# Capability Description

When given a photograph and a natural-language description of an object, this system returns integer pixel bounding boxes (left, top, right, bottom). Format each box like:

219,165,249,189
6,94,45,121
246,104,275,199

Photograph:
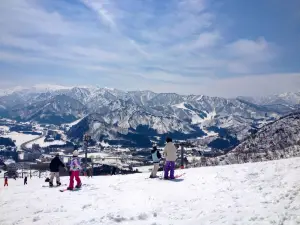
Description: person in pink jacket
67,150,82,190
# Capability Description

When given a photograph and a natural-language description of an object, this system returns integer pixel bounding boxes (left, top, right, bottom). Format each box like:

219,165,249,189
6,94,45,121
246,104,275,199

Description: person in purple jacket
67,150,82,190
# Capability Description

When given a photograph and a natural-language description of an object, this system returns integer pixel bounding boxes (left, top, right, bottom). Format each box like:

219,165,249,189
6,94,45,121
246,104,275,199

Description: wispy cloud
0,0,299,96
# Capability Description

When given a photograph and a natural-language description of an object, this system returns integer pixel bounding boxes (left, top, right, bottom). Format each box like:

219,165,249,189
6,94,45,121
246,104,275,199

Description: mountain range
0,86,299,148
210,111,300,166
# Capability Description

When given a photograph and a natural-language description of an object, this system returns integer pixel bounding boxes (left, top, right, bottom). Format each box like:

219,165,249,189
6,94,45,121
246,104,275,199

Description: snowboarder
49,153,65,187
4,176,8,187
24,176,27,185
149,144,161,178
67,150,82,190
163,137,177,180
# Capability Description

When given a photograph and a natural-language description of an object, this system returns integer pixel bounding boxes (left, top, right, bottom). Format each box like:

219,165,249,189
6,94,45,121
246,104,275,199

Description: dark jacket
50,156,65,172
151,146,161,163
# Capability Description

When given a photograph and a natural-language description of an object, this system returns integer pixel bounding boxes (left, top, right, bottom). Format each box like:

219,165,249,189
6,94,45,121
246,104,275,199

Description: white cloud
0,0,294,97
138,73,300,97
225,38,276,73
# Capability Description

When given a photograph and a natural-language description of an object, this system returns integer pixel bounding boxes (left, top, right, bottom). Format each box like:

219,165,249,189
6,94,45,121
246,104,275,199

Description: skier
49,153,65,187
67,150,82,190
111,166,116,175
4,176,8,187
163,137,177,180
24,176,27,185
149,144,161,178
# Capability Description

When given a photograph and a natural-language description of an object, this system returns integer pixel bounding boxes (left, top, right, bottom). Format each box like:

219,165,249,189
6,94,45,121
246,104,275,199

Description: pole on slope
83,134,91,176
180,145,184,169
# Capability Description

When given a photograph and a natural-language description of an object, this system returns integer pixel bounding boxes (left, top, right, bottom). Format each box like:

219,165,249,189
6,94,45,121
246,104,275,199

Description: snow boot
67,187,73,191
75,183,82,189
56,181,61,186
49,182,53,187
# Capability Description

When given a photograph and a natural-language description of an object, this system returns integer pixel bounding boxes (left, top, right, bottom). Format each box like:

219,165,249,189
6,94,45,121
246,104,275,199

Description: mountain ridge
1,86,298,148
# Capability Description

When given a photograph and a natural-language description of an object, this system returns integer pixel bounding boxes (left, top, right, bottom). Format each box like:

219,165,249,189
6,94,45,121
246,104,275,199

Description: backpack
156,150,162,159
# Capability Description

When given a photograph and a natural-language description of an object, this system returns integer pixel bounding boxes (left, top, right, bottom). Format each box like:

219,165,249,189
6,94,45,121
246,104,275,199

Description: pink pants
68,171,81,189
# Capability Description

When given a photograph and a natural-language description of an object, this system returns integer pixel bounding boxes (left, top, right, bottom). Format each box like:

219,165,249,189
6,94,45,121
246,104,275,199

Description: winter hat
73,150,79,157
166,137,172,143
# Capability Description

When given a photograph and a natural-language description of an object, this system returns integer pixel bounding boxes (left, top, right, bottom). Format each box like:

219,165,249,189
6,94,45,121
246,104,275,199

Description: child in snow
24,176,27,185
149,144,161,178
4,176,8,187
67,150,82,190
163,137,177,180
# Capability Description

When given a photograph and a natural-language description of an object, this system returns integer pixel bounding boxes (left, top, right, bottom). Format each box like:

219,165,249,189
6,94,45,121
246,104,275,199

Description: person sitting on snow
149,144,161,178
163,137,177,180
67,150,82,190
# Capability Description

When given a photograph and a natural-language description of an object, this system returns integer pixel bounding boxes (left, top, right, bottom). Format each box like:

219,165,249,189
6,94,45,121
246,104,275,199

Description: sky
0,0,299,97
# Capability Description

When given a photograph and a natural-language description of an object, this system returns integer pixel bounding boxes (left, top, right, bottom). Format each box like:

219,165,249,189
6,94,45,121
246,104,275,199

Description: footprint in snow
82,204,92,210
137,213,148,220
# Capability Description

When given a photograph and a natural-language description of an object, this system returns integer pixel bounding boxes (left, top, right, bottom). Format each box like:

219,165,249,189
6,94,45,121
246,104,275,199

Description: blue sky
0,0,299,97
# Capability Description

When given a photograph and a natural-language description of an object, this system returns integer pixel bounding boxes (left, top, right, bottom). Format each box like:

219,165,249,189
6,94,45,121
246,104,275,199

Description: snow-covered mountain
0,86,298,147
237,91,300,114
233,111,300,156
210,112,300,166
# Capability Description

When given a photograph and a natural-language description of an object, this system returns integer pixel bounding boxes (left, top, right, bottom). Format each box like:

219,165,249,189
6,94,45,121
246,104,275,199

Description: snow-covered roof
4,159,16,165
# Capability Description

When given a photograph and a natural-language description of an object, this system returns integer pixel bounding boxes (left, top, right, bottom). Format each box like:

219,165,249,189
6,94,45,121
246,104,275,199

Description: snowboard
159,172,186,180
59,188,81,192
42,184,67,188
147,172,186,180
59,184,87,192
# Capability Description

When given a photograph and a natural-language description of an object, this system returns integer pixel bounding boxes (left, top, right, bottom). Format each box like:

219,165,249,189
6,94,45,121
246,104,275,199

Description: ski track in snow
0,158,300,225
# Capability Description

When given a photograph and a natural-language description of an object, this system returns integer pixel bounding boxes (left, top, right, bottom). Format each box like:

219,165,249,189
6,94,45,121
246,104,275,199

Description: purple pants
164,161,175,179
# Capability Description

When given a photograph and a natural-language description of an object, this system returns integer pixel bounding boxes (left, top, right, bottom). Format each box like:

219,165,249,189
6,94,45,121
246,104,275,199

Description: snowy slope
2,132,39,148
1,158,300,225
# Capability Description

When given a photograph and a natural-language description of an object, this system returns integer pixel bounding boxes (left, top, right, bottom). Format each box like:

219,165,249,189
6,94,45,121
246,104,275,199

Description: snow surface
0,126,10,132
78,152,109,158
26,138,66,148
1,158,300,225
1,132,39,148
67,117,85,127
100,140,110,147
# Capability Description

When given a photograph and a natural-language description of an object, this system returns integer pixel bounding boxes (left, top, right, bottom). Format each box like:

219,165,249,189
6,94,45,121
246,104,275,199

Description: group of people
49,150,82,190
3,175,28,187
150,137,178,180
48,136,178,187
3,136,178,188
